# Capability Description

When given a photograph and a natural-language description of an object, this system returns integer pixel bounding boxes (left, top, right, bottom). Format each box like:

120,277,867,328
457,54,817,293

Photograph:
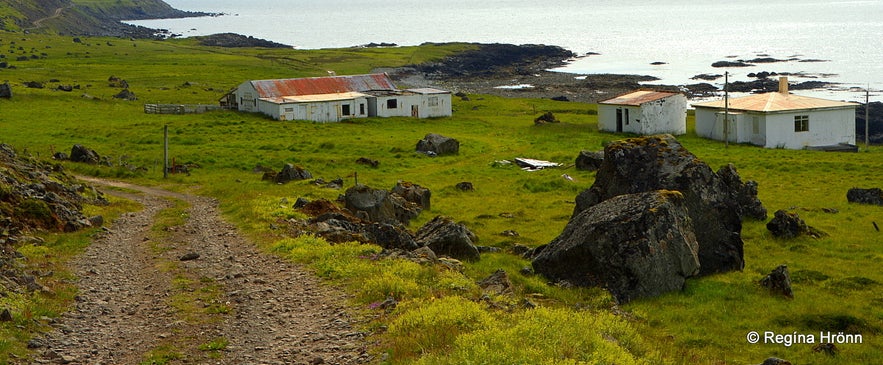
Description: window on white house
752,116,760,134
429,96,439,107
794,115,809,132
360,103,365,115
284,107,294,112
387,99,398,109
342,104,351,116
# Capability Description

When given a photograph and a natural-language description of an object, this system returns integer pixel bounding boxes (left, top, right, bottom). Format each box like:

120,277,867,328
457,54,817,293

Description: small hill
0,0,208,38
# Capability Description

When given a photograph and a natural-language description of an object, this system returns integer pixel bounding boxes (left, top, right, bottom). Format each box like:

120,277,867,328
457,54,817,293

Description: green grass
1,33,881,364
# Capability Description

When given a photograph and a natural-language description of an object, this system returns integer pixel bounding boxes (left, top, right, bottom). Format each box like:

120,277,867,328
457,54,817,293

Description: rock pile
533,134,766,302
289,182,486,262
262,163,313,184
0,144,107,295
574,150,603,171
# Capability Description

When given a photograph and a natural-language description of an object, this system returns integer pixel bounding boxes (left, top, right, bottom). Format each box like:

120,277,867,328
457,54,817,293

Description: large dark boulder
847,187,883,206
391,181,431,210
575,150,604,172
416,133,459,156
69,144,100,164
415,216,480,261
533,191,700,303
274,163,312,184
343,184,421,225
363,223,419,251
572,134,764,275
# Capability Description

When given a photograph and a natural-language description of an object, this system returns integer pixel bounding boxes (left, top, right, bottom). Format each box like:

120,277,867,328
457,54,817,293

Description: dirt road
29,178,371,364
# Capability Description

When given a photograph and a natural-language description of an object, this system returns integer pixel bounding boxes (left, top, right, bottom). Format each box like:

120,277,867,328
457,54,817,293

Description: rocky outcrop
766,210,826,239
0,144,107,244
847,187,883,206
194,33,291,48
413,43,575,79
391,181,431,211
573,134,765,275
415,216,480,262
533,112,559,125
69,144,100,164
760,265,794,299
416,133,459,156
274,164,313,184
343,184,421,226
575,150,604,172
533,191,700,303
0,82,11,99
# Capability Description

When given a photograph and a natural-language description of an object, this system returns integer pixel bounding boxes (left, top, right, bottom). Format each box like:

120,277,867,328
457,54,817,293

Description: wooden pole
163,125,169,179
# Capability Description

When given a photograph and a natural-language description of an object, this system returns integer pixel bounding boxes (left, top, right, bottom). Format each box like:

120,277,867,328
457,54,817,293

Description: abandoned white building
220,73,452,122
692,77,857,149
598,90,687,135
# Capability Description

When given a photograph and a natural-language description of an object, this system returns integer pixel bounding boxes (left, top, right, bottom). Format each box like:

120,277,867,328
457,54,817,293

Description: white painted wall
258,97,369,122
235,81,259,112
637,94,687,135
598,95,686,135
695,107,855,149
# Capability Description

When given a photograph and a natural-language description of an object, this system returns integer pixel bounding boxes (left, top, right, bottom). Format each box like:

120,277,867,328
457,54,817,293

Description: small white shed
692,78,857,149
598,90,687,135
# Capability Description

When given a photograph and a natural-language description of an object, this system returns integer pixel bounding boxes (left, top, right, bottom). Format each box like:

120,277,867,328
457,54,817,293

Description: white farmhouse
598,90,687,135
692,77,857,149
221,73,452,122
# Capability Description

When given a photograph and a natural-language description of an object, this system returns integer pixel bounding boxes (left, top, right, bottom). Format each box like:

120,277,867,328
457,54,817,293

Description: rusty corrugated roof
600,90,679,106
250,73,397,98
692,92,857,112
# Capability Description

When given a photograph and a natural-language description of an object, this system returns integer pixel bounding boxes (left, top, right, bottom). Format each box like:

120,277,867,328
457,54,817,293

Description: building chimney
778,77,789,94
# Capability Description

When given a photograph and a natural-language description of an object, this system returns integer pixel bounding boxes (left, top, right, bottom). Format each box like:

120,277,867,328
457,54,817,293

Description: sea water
127,0,883,102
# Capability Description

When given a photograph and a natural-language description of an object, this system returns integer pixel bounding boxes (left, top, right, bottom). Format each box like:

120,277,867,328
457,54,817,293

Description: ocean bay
129,0,883,102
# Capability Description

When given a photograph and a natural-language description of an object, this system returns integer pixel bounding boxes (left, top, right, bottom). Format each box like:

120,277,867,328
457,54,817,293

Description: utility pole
724,71,729,148
163,125,169,179
866,85,870,151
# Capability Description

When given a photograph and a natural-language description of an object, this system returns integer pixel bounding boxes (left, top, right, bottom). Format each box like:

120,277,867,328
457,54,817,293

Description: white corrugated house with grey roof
692,77,857,149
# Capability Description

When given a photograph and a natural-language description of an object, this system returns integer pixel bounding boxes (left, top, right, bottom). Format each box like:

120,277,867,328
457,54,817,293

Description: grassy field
1,33,881,364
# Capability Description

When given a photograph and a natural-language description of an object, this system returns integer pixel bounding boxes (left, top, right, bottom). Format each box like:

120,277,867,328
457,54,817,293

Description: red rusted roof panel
251,73,397,98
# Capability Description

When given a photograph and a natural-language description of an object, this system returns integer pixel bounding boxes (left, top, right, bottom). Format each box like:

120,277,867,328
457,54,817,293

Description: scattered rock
812,343,838,356
758,358,792,365
574,150,604,171
477,269,513,295
391,181,431,210
455,182,474,191
760,265,794,298
363,223,419,251
712,60,753,68
343,184,421,225
355,157,379,168
293,197,310,209
766,210,826,239
533,190,700,303
847,187,883,206
691,73,722,81
0,82,11,98
24,81,44,89
274,164,313,184
550,96,569,102
179,252,200,261
57,85,74,92
573,134,765,276
113,89,136,100
533,111,560,125
108,76,129,88
52,152,68,160
69,144,101,164
416,133,459,156
0,308,12,322
415,216,480,262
